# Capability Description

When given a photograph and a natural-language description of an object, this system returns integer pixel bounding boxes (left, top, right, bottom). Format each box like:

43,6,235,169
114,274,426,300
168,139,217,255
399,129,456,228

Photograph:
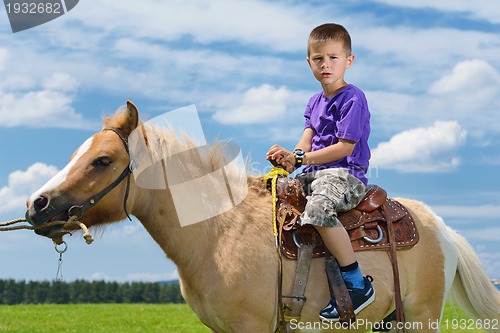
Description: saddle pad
280,198,419,260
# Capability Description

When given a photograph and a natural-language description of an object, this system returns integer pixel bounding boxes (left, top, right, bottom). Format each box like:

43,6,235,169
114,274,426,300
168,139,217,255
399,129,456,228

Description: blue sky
0,0,499,282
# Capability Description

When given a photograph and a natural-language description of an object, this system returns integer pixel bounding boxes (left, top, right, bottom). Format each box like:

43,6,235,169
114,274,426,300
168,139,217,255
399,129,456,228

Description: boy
266,23,374,321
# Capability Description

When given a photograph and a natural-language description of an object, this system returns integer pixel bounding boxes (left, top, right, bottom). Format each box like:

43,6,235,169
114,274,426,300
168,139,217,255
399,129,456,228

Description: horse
25,101,499,333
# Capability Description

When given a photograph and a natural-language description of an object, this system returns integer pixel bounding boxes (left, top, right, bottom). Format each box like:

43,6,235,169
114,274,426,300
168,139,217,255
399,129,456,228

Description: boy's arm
295,128,314,152
267,130,355,170
267,128,314,171
303,138,355,166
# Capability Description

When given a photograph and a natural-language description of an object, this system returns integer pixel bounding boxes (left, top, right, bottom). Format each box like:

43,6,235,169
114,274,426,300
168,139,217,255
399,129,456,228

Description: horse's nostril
33,196,49,212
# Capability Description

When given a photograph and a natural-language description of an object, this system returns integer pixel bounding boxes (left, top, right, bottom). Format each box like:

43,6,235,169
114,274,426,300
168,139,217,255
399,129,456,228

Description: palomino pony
26,102,499,333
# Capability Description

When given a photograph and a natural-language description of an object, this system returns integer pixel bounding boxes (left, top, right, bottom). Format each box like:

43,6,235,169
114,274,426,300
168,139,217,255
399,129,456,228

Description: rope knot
263,167,289,246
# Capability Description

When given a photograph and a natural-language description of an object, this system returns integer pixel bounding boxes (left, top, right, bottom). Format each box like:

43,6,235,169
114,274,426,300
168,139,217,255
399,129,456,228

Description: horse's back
297,198,454,332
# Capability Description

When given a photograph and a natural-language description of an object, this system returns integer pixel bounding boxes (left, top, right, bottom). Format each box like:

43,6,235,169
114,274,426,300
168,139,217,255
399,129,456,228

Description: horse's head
25,101,140,240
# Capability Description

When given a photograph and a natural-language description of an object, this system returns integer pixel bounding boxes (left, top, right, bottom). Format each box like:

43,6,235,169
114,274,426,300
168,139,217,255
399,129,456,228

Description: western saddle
267,175,419,332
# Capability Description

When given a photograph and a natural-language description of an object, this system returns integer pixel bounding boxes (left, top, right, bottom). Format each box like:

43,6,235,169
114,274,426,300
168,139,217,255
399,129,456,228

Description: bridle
66,127,132,222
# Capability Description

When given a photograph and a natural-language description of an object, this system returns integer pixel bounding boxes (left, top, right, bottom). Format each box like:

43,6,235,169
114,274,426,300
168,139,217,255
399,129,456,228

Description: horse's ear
122,101,139,136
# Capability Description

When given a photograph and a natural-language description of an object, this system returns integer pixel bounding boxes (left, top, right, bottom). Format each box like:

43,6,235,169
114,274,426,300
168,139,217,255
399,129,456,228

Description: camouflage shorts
297,168,367,228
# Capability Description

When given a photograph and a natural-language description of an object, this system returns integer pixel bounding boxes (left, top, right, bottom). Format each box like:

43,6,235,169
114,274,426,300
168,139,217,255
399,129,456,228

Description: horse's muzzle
25,195,70,238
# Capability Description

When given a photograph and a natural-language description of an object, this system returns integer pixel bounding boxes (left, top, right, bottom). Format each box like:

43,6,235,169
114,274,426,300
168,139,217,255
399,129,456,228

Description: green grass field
0,304,211,333
0,303,491,332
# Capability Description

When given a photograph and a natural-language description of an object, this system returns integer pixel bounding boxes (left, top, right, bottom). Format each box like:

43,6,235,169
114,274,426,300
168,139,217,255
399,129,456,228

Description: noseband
67,127,132,221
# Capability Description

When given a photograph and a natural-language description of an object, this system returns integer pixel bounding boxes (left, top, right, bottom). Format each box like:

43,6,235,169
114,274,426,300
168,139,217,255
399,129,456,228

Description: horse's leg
392,249,445,332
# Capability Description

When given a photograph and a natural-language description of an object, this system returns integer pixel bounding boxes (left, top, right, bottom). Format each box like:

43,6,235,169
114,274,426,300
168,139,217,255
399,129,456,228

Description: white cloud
433,204,500,219
371,121,467,173
125,270,179,282
43,72,79,92
0,71,97,129
426,59,500,136
0,1,317,107
353,27,500,70
0,48,8,71
0,163,59,214
212,84,291,125
2,75,35,91
461,227,500,242
109,38,301,103
475,248,500,279
367,59,500,142
1,1,499,137
73,0,314,53
87,270,179,282
0,89,80,128
429,59,500,95
371,0,500,24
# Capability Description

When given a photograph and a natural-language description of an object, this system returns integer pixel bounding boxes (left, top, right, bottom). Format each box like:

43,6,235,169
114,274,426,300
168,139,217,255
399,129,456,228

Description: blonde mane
104,110,251,227
103,107,234,178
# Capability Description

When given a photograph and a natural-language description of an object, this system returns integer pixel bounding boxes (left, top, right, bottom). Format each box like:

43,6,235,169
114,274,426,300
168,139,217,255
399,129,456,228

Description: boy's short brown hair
308,23,352,56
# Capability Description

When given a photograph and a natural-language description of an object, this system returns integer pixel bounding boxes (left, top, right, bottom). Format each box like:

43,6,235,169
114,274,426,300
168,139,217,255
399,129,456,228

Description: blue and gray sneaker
319,276,375,321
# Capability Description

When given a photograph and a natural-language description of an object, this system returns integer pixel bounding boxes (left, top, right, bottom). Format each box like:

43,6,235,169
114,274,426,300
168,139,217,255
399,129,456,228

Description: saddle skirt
272,177,419,260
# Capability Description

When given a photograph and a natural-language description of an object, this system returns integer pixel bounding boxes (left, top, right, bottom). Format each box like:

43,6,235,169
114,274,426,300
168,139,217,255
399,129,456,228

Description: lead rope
0,216,94,245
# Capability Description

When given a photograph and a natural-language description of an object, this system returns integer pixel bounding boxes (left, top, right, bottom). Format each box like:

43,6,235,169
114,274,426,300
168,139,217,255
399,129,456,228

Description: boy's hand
266,145,295,173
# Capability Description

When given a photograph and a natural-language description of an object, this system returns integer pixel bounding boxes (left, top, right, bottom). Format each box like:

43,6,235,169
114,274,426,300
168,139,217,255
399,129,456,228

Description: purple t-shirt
302,84,371,185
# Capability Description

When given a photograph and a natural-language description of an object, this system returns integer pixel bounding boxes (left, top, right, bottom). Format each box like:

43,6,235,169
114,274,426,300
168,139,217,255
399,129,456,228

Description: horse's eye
93,157,112,168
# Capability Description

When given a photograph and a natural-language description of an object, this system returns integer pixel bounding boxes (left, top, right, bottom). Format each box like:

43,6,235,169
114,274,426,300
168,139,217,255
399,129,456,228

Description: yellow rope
284,314,301,322
263,166,289,183
264,167,292,332
263,167,289,244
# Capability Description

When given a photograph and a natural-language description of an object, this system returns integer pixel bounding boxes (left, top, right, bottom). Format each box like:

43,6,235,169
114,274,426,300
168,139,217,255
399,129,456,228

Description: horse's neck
130,187,213,266
129,180,274,285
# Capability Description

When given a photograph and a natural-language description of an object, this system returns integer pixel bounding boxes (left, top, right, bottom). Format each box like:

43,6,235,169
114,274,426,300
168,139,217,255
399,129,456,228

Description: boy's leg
315,225,365,289
316,225,375,321
315,225,356,267
299,169,375,320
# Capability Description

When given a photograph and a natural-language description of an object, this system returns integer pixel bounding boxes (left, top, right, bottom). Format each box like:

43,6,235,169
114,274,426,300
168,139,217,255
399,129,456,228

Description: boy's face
306,40,354,94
